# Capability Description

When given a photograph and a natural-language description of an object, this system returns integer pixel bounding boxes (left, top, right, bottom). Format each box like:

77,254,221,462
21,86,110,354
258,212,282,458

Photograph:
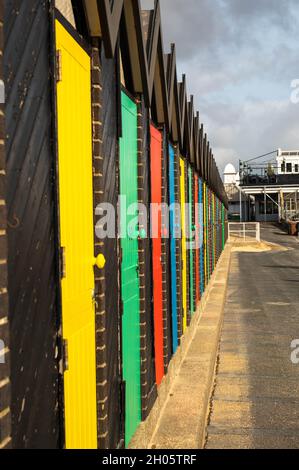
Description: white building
224,163,239,185
239,149,299,222
276,149,299,175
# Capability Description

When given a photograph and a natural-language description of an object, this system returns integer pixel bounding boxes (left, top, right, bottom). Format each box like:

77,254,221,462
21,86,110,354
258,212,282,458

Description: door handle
93,254,106,269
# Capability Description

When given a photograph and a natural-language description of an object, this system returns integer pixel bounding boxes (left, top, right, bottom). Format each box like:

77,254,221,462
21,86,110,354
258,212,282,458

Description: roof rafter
82,0,227,205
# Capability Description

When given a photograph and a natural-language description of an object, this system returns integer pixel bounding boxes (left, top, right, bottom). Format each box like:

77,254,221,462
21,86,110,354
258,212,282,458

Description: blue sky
141,0,299,173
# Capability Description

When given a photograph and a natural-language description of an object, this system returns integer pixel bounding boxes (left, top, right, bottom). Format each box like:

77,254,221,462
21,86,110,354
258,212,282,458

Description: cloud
202,99,299,173
223,0,298,28
141,1,299,175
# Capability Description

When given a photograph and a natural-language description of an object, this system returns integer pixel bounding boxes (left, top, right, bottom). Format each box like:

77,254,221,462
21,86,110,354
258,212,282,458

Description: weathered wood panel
161,129,172,368
0,0,11,450
137,96,157,420
4,0,60,448
97,46,122,449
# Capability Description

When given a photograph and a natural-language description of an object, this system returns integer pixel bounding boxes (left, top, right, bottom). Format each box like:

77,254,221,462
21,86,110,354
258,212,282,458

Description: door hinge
119,380,126,445
60,246,66,279
56,50,62,82
62,339,69,372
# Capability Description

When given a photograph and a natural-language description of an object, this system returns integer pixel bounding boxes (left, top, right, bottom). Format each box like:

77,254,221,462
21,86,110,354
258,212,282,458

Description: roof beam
81,0,227,204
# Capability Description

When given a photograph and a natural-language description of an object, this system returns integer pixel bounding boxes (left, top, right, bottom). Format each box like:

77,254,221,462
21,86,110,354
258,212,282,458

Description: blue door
169,144,178,352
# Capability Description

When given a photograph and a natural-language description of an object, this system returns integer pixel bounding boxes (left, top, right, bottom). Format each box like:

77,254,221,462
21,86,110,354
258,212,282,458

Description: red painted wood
150,124,164,386
194,174,200,304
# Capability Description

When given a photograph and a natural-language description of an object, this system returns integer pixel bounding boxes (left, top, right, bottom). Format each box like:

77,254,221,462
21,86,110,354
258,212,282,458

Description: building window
259,201,278,215
281,163,286,173
295,164,299,173
286,163,292,173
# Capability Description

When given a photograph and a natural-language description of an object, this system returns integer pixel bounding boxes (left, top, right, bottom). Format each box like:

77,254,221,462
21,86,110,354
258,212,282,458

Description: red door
194,174,200,304
150,124,164,386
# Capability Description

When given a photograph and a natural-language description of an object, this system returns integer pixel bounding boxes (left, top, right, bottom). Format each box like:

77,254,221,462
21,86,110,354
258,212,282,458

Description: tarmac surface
205,224,299,449
143,243,232,449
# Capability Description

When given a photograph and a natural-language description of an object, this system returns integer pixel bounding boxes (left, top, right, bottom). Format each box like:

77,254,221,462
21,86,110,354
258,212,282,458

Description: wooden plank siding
4,0,60,448
0,0,11,450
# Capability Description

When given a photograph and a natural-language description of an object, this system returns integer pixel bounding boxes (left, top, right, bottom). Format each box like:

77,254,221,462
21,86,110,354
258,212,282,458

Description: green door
119,91,141,447
188,166,195,315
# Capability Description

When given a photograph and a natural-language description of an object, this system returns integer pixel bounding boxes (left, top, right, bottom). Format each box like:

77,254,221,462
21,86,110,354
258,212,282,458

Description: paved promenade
205,224,299,449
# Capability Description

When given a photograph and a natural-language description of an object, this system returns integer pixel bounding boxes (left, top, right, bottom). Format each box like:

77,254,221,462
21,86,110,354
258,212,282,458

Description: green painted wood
119,91,141,447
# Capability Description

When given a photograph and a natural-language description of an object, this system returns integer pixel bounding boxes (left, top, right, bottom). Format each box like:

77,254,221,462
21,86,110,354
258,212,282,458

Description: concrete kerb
129,242,233,449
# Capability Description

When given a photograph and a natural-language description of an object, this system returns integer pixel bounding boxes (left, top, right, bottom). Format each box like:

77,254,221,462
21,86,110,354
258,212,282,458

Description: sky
141,0,299,175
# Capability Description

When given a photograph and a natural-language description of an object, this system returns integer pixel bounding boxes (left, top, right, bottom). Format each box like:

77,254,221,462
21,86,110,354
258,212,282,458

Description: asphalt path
206,224,299,449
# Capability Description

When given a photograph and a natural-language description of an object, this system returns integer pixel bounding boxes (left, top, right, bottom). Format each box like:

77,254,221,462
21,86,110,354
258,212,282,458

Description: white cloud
142,1,299,176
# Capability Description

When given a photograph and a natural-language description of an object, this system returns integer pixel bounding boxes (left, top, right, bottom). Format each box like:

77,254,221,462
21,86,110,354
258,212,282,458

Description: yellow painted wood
180,158,187,332
56,20,97,449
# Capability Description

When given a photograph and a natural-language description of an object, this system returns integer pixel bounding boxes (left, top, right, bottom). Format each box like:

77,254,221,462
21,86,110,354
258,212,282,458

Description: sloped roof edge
81,0,227,206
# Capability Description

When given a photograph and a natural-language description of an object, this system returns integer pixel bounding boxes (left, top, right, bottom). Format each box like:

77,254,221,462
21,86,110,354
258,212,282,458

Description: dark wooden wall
0,0,11,450
93,41,122,449
161,130,172,368
175,149,183,341
137,96,157,420
4,0,60,448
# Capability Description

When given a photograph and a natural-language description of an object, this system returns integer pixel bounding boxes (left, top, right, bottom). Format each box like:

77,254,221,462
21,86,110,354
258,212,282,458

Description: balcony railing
240,173,299,187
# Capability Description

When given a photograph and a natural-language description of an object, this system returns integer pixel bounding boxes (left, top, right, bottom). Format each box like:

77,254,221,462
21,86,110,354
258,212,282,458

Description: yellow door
56,20,97,449
180,158,187,332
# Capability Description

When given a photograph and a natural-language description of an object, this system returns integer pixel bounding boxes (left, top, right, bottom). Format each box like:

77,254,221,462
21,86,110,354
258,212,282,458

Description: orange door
150,125,164,386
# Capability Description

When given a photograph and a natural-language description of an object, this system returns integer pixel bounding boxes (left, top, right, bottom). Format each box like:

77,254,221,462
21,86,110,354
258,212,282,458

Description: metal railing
228,222,261,243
